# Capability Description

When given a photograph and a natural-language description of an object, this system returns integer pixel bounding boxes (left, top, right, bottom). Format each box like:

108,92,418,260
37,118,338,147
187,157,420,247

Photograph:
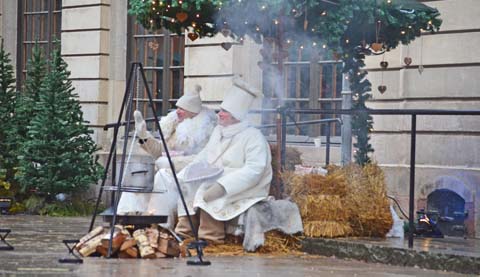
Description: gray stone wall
1,0,17,70
184,34,263,118
365,0,480,237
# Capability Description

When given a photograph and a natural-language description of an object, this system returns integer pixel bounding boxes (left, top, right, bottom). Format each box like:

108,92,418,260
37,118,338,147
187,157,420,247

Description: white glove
155,156,170,170
203,183,226,202
134,110,149,139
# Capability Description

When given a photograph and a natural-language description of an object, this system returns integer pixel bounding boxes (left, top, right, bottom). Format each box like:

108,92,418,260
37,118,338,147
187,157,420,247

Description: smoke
210,1,339,137
213,1,331,109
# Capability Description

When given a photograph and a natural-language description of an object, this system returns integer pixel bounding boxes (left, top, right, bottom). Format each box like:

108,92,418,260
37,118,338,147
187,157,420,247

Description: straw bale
341,163,393,237
285,171,348,201
299,195,349,222
283,168,352,237
284,163,392,238
270,145,302,198
257,231,302,254
203,232,302,256
304,221,353,238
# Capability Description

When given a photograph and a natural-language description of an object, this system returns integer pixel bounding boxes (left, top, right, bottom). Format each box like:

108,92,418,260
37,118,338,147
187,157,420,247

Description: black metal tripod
88,62,210,265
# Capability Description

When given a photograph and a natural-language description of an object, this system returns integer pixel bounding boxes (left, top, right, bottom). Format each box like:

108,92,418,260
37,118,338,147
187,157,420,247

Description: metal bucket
116,154,155,192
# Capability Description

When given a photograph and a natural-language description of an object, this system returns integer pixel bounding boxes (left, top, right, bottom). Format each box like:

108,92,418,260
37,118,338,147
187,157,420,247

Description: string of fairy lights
139,0,438,55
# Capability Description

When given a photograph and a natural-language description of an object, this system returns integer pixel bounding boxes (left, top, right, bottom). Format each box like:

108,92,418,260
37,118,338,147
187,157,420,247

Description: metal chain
120,65,140,188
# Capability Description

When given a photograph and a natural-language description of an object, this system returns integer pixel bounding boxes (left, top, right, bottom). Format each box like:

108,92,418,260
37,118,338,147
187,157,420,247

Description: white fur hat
176,85,202,114
220,77,262,120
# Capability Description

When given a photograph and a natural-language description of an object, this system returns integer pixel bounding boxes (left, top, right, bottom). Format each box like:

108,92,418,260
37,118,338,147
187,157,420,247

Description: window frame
16,0,62,90
262,50,343,142
126,13,185,117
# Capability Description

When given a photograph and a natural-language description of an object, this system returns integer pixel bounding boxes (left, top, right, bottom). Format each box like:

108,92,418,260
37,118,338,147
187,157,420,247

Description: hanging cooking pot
116,153,155,192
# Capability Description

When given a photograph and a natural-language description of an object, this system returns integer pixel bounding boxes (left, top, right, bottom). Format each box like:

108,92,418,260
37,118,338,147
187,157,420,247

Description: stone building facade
1,0,478,237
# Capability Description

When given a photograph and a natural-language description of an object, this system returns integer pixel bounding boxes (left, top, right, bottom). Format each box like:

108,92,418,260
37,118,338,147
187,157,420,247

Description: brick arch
419,175,472,203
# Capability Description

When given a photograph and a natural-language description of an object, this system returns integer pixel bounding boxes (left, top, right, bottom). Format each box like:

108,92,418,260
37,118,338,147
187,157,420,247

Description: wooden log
120,238,137,252
75,226,104,250
179,242,187,258
146,227,159,249
101,231,127,251
157,235,180,257
125,246,139,258
133,229,156,258
118,251,132,259
78,234,104,257
95,245,108,257
155,251,167,258
119,238,139,258
118,245,139,258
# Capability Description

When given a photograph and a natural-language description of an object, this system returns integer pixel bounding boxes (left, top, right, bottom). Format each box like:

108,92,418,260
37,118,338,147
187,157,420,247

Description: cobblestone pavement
0,215,474,276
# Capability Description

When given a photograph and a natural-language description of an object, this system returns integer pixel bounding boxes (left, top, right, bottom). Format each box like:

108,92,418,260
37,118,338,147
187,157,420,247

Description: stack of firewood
75,225,184,258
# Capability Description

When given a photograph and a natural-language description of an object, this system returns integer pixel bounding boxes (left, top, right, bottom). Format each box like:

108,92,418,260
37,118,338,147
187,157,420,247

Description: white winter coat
178,121,273,221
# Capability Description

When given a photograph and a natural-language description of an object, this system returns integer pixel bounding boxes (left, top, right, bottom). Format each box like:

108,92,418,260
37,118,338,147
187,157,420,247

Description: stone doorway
427,189,466,237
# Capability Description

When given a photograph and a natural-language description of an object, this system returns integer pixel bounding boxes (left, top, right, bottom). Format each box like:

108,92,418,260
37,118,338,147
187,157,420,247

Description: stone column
61,0,111,144
1,0,18,69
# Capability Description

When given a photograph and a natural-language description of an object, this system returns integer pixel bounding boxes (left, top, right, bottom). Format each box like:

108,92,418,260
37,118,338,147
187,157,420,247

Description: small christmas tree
17,45,102,198
0,38,17,188
15,43,47,143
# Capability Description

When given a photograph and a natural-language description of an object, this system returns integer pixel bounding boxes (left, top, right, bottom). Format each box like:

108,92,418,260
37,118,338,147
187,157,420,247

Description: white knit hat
220,77,262,120
176,85,202,114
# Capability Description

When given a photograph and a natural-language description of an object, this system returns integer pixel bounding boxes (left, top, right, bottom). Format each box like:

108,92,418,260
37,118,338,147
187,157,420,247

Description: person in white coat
175,78,272,244
116,85,217,228
135,85,216,171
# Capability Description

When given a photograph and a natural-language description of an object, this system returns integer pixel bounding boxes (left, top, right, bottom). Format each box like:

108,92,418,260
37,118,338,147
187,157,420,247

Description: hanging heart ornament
404,57,413,66
221,28,231,37
188,33,199,41
371,42,383,52
176,12,188,23
378,85,387,94
221,42,232,51
418,65,424,74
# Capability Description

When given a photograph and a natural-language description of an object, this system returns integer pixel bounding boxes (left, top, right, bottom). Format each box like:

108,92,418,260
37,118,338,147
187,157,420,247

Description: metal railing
259,117,342,167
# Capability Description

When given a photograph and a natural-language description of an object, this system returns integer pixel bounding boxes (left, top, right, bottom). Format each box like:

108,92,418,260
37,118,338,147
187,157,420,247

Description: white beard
175,108,216,154
159,110,179,141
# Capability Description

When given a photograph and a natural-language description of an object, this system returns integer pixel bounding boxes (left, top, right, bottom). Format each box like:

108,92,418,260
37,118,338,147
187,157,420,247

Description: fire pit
100,207,167,226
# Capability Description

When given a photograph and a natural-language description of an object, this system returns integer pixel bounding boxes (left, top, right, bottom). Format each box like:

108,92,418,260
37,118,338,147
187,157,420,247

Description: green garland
128,0,222,36
129,0,441,165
